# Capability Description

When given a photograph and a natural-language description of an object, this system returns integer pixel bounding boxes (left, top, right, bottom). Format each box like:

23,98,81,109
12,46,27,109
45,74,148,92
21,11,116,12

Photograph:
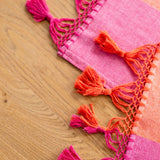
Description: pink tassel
26,0,66,46
70,115,87,128
26,0,53,22
84,126,105,134
26,0,77,47
58,146,81,160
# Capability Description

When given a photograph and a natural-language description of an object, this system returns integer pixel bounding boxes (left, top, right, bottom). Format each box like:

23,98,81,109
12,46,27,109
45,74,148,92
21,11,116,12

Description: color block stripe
143,0,160,10
133,53,160,143
126,134,160,160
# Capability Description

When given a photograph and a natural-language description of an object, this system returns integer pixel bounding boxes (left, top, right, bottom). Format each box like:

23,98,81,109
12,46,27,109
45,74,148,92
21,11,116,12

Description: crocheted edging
132,53,160,134
124,53,160,160
58,0,107,56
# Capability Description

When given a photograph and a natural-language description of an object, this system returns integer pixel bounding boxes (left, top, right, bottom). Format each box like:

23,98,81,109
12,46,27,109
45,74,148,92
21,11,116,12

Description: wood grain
2,0,159,159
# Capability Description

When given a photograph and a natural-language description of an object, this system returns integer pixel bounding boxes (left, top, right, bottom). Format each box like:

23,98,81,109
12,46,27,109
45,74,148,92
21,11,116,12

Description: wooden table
0,0,159,160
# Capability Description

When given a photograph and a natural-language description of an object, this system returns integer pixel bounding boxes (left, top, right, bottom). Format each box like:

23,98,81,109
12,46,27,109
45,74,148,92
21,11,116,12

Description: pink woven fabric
125,134,160,160
59,0,160,88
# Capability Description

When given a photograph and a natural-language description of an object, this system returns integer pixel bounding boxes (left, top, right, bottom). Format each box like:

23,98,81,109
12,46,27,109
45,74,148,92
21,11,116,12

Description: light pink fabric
59,0,160,88
125,134,160,160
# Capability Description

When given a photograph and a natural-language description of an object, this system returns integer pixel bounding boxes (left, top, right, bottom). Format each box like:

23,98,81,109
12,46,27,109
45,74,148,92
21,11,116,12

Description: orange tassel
95,31,160,75
70,104,106,134
78,104,99,128
95,31,124,57
75,66,111,96
75,67,134,112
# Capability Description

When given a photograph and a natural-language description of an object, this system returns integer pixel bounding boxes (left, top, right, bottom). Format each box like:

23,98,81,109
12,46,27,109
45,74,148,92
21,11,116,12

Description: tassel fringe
58,146,81,160
26,0,64,45
70,104,106,134
75,66,133,112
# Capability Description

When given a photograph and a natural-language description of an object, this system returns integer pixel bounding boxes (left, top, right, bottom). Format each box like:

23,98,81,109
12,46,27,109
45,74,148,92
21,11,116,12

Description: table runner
26,0,160,159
